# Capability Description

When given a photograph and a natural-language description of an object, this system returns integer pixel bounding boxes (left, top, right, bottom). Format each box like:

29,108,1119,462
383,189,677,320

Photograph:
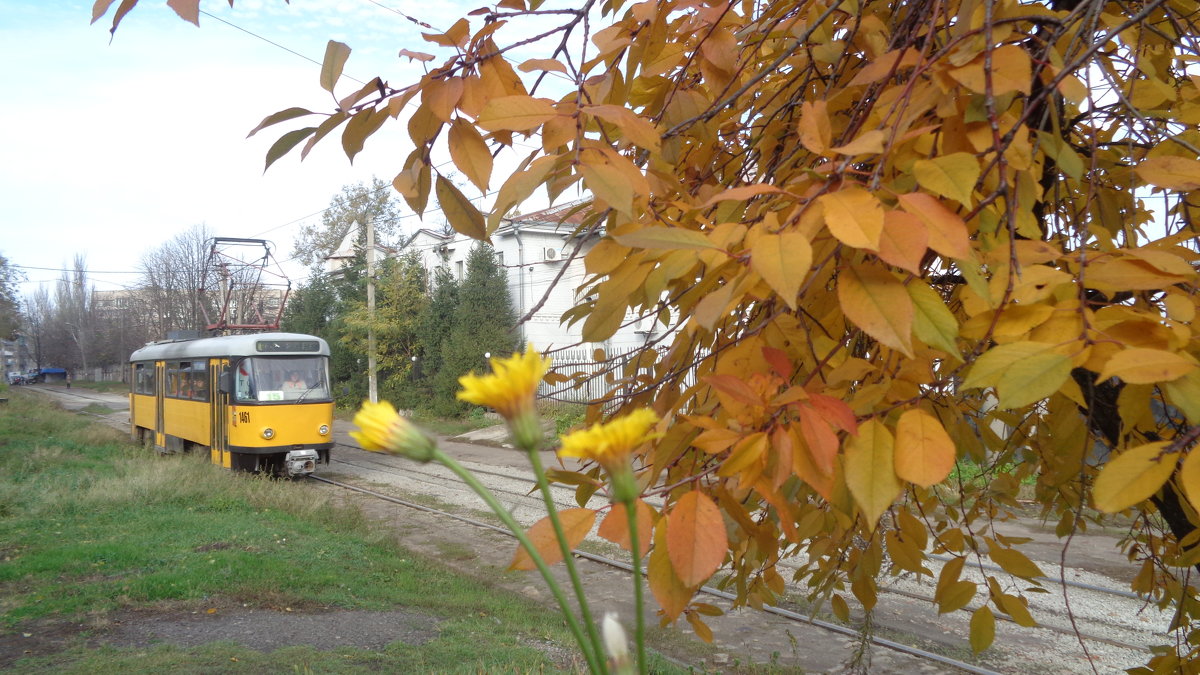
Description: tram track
307,473,1006,675
312,456,1167,673
333,446,1157,647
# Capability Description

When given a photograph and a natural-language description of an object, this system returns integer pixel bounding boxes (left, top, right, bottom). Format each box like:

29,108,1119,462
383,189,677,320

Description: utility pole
365,219,379,404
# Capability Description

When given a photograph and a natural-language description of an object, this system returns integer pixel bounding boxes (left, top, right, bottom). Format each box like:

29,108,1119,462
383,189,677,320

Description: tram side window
133,363,155,395
166,362,182,398
189,360,209,401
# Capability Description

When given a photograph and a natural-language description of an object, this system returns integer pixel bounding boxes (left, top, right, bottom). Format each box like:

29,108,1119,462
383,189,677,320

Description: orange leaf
509,508,596,570
648,520,693,620
837,264,915,357
894,409,956,487
598,500,656,557
797,406,838,476
818,185,883,251
878,211,929,274
809,393,858,435
897,192,971,260
448,119,493,193
844,419,902,527
666,491,728,587
790,423,834,500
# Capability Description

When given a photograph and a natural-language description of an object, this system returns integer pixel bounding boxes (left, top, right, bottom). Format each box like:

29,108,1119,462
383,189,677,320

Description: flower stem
432,448,605,674
624,500,648,674
527,446,608,672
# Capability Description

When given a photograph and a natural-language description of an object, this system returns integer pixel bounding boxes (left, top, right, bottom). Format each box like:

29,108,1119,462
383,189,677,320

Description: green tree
0,254,22,341
340,250,429,409
292,178,403,271
411,265,458,412
436,243,519,416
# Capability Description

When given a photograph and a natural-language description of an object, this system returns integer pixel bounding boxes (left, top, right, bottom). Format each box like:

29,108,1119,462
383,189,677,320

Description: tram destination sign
256,340,320,353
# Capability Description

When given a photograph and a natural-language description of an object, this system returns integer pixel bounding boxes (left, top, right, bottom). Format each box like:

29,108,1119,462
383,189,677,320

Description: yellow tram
129,332,334,476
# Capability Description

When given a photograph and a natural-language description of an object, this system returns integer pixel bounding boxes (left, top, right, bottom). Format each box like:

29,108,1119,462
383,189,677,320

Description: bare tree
136,224,217,339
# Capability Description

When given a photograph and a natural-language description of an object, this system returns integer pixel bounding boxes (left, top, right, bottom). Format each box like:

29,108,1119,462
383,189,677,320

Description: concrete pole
365,219,379,404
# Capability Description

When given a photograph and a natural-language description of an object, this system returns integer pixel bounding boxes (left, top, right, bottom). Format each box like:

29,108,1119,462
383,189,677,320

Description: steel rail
308,474,1007,675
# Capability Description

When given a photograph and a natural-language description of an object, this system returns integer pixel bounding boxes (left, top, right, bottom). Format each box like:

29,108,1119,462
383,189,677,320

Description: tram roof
130,332,330,362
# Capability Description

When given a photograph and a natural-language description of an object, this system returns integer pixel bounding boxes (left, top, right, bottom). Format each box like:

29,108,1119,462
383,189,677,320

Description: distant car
7,372,24,385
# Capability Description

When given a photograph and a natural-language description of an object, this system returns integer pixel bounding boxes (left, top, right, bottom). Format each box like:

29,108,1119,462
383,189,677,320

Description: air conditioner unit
543,247,560,261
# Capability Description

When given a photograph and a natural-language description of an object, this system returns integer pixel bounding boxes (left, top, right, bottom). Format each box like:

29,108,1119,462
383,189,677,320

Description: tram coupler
284,449,320,477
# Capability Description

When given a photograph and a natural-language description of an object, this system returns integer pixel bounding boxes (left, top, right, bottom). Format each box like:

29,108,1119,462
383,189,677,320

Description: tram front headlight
261,427,275,440
318,424,329,436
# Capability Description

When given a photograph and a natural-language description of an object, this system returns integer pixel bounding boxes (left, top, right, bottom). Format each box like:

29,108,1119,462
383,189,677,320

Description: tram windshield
234,356,331,403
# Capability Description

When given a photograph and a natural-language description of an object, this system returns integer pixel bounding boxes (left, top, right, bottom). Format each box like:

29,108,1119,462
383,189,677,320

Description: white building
408,202,658,353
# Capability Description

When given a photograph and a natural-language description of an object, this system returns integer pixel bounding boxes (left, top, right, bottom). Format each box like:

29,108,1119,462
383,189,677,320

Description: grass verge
0,390,587,673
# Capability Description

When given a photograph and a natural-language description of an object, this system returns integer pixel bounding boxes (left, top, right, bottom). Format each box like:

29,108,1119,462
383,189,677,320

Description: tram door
210,359,230,468
154,361,166,451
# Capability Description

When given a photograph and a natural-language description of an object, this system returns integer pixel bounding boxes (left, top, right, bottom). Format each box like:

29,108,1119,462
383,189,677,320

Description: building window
456,260,464,279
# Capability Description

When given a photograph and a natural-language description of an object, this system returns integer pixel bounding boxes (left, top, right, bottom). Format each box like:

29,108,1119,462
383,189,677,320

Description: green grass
0,391,590,673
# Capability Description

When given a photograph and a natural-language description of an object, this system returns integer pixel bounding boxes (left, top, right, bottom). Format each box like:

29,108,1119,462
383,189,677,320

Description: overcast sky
0,0,492,295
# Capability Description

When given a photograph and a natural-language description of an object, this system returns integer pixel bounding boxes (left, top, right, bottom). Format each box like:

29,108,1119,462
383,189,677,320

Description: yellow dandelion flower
558,408,660,471
350,400,437,462
456,346,551,420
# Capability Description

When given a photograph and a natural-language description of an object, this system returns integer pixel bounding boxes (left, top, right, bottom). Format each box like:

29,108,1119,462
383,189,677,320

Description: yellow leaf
518,58,568,74
750,231,812,310
1092,442,1175,513
509,508,596,570
1180,451,1200,514
878,210,928,274
1136,156,1200,191
319,40,352,94
666,491,728,587
578,151,645,217
989,546,1044,580
837,264,914,357
913,153,980,206
798,100,831,153
612,227,718,251
477,95,557,132
970,606,995,653
896,192,971,260
447,119,493,193
1085,258,1189,292
1097,348,1197,384
700,184,783,208
583,104,661,152
844,419,902,528
819,186,884,251
436,175,486,240
422,76,464,123
488,154,557,232
937,580,977,614
907,283,960,358
1165,370,1200,422
894,409,956,488
960,341,1071,409
831,129,886,156
948,44,1031,96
